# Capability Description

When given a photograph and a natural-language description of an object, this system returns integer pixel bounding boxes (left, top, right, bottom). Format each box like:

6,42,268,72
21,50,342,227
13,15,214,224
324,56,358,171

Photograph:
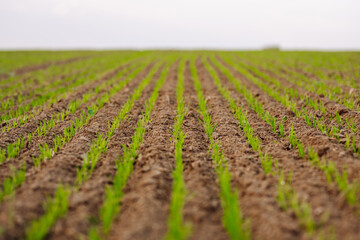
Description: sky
0,0,359,50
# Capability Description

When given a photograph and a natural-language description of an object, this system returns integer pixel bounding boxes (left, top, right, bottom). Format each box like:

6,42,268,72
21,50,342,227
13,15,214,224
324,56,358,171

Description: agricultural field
0,50,360,240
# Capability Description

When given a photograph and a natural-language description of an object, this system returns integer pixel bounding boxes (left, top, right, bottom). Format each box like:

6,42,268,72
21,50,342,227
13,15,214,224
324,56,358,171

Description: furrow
0,60,137,146
45,63,166,240
0,54,92,81
179,60,228,240
190,58,250,240
0,61,160,240
233,56,360,142
215,56,360,185
0,57,131,130
196,59,302,239
0,64,141,186
105,61,178,240
203,57,360,239
0,55,106,117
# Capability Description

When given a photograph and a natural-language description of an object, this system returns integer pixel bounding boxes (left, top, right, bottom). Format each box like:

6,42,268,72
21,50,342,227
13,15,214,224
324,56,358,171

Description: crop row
0,53,140,128
218,54,360,157
204,58,319,235
0,60,155,207
0,60,142,165
88,60,172,239
234,52,360,111
232,55,359,136
203,56,360,238
24,60,167,240
0,51,94,78
237,51,359,91
0,52,142,105
0,55,94,102
190,58,251,240
164,59,191,240
1,51,359,240
209,56,359,206
279,52,359,88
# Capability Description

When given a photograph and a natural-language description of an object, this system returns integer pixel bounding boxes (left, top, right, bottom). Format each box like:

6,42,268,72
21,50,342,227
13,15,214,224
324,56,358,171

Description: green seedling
0,149,6,164
345,134,351,149
90,60,172,239
259,150,273,174
288,125,298,148
277,171,315,235
0,166,26,202
88,108,95,116
335,113,342,125
191,59,251,240
298,142,305,158
203,54,360,235
346,118,357,133
25,185,70,240
279,120,285,137
165,60,191,239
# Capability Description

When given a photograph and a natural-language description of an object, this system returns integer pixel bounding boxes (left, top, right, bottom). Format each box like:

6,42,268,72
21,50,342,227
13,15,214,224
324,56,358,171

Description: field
0,50,360,240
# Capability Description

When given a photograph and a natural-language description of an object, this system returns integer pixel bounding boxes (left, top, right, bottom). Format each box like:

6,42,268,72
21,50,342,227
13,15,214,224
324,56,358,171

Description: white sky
0,0,359,50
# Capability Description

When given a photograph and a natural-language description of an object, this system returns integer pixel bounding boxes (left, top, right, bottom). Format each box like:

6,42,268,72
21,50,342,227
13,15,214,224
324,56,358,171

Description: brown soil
0,70,87,119
46,65,163,240
0,65,138,186
286,65,360,100
216,57,360,184
243,60,360,136
182,62,228,240
107,62,178,240
0,55,92,80
238,56,360,104
1,53,360,240
0,63,159,240
0,66,95,117
0,61,129,129
198,59,302,239
0,62,135,147
209,58,360,239
0,68,83,106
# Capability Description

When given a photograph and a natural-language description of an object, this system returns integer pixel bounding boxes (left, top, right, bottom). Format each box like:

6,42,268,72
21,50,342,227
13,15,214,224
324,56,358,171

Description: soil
197,59,302,240
0,64,138,186
210,57,360,239
0,68,83,105
107,62,178,240
241,59,360,136
0,55,92,80
182,62,228,240
46,64,164,240
0,63,159,240
0,67,93,117
1,53,360,240
0,62,136,147
215,56,360,184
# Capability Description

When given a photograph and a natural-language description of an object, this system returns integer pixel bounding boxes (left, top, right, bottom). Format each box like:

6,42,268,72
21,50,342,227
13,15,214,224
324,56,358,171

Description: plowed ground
1,51,360,240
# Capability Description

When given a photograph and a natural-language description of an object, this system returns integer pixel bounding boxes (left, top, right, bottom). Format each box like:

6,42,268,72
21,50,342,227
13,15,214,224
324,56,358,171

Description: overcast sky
0,0,359,50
